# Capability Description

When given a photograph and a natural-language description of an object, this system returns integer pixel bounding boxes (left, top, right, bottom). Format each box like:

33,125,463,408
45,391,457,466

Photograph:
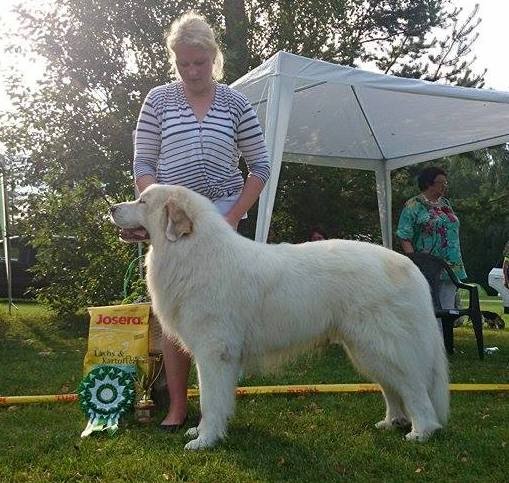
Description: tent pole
374,165,393,249
0,171,13,313
255,74,296,242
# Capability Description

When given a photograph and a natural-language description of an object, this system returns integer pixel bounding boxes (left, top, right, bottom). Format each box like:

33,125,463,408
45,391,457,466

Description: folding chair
407,252,484,359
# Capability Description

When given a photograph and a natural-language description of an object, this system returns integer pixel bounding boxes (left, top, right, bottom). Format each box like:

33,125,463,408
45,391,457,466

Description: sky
455,0,509,91
1,0,509,112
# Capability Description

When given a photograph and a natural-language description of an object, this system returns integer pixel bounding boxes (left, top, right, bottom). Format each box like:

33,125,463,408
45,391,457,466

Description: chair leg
441,318,454,355
471,311,484,360
469,288,484,360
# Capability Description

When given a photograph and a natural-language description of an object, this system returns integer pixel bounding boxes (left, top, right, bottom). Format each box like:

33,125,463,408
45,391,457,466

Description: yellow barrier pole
187,383,383,397
2,383,508,406
448,383,509,392
0,394,78,405
188,383,509,397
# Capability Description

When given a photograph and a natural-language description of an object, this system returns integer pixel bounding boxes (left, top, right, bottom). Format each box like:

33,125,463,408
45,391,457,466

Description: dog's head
110,185,201,243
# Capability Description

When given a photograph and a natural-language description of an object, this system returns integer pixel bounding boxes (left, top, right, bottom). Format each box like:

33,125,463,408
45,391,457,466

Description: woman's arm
503,258,509,289
133,88,161,185
234,97,271,186
395,201,417,254
226,91,270,229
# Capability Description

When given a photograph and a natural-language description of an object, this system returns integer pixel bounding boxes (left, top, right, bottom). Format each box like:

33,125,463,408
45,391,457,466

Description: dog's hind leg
396,383,442,442
184,347,241,450
343,344,409,431
343,339,439,440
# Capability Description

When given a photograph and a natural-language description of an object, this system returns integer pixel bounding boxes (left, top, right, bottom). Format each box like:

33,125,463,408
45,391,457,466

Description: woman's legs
438,279,457,310
160,336,191,426
437,279,458,346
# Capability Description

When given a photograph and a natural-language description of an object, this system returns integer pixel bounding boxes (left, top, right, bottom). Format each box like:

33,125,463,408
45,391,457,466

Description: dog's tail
429,341,450,427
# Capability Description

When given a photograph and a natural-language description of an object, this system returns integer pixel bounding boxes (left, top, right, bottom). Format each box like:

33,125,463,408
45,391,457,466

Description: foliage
424,2,486,86
122,273,149,305
0,0,503,313
371,1,486,86
267,164,381,243
448,148,509,289
22,177,138,315
250,1,442,65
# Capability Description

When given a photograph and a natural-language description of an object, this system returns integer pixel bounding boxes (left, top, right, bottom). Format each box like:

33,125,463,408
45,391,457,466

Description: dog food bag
84,303,151,376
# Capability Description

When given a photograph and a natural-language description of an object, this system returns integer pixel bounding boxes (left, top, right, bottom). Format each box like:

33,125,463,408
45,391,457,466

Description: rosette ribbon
79,366,135,437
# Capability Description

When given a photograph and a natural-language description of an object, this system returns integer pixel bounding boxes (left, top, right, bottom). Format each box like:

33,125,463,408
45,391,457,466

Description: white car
488,268,509,314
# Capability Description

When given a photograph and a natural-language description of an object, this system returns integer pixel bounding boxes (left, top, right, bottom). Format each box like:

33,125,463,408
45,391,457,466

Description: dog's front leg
184,348,240,450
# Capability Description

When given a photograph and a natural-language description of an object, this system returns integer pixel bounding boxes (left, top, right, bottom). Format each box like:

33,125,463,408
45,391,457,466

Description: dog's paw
391,417,411,428
376,417,410,430
184,436,215,450
405,430,431,442
184,426,199,438
375,419,392,430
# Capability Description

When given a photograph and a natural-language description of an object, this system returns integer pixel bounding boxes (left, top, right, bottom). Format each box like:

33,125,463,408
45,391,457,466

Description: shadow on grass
0,310,87,396
222,424,346,481
53,312,90,338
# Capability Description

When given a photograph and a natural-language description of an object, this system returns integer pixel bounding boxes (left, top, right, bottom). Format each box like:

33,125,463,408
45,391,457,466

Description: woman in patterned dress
396,166,466,315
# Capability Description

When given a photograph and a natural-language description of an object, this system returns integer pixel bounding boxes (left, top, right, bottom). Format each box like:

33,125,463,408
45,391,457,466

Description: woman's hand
399,239,415,255
223,175,265,231
224,212,240,230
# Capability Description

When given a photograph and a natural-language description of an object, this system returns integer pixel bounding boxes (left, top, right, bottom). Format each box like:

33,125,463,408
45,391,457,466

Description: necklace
421,194,441,206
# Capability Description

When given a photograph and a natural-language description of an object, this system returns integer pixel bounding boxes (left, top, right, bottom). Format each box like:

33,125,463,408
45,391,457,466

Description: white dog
110,184,449,450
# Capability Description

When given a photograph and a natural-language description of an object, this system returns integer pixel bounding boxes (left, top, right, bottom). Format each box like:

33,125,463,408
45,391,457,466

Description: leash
122,254,145,299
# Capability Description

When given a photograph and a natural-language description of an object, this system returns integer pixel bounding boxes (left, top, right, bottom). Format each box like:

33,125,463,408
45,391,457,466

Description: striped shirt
133,81,270,201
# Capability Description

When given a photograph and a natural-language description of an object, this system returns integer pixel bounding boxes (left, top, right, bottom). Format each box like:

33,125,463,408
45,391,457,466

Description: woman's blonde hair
165,11,224,80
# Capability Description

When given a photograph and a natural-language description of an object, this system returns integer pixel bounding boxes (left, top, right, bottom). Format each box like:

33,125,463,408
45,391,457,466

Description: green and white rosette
79,366,135,437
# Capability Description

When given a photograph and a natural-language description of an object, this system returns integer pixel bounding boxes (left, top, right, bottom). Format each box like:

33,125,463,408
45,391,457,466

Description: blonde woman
132,12,270,430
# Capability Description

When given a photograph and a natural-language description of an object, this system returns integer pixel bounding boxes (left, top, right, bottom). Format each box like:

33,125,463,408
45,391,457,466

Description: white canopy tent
231,51,509,247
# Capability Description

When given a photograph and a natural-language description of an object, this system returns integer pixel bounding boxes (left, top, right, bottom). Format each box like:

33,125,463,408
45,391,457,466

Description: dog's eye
138,199,145,204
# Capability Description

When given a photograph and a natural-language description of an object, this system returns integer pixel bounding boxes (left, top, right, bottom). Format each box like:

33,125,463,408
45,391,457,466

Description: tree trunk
223,0,250,82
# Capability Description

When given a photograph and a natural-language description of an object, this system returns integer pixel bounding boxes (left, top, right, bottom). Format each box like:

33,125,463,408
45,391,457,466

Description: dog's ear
165,199,193,241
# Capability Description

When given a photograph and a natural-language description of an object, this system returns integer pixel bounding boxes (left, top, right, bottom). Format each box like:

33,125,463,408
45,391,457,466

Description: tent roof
231,51,509,171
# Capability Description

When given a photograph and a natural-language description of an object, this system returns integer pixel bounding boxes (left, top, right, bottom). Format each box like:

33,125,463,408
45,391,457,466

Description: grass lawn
0,299,508,482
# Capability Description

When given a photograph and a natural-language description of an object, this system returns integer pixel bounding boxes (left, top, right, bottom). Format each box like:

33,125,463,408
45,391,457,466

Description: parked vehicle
488,267,509,314
0,237,39,298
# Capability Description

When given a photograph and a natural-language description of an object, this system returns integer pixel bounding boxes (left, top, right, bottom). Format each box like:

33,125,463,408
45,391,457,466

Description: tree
368,1,486,86
0,0,498,314
223,0,250,82
247,0,445,67
24,178,136,314
445,147,509,290
265,164,380,243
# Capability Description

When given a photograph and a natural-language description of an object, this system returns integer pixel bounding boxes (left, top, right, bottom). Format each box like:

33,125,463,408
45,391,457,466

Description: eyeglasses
433,179,448,186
